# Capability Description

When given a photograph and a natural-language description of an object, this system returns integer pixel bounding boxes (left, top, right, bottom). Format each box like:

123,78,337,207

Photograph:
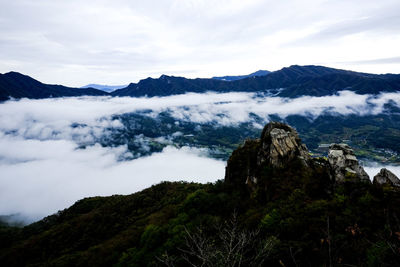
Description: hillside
2,65,399,101
112,65,400,97
212,70,270,81
0,72,108,101
1,122,400,266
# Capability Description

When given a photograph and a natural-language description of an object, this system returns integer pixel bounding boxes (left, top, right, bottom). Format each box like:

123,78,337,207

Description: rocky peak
328,143,370,183
257,122,310,168
225,122,312,190
373,168,400,187
225,122,387,194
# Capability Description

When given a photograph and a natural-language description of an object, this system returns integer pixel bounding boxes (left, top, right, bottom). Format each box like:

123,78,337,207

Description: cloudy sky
0,0,400,86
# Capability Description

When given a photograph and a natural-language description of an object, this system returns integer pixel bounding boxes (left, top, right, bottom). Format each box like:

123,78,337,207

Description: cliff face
373,168,400,186
257,122,310,168
328,143,370,183
225,121,398,193
225,122,312,188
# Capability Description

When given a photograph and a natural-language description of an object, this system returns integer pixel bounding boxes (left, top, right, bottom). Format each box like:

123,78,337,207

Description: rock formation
327,143,370,183
373,168,400,187
225,122,312,190
225,122,400,194
257,122,310,168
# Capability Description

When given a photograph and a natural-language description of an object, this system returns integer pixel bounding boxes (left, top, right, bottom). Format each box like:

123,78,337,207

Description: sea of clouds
1,91,400,223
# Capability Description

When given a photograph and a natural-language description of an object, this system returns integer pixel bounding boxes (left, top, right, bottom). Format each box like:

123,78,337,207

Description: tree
159,212,276,267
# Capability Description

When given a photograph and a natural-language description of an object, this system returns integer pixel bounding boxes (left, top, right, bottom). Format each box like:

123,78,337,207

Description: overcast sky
1,0,400,86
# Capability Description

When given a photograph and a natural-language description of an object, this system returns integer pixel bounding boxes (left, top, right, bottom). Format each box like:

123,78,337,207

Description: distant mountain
2,66,400,101
111,74,232,97
212,70,270,81
81,84,127,93
112,65,400,98
0,72,109,101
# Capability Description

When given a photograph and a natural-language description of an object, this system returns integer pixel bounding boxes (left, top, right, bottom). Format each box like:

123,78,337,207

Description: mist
0,141,225,223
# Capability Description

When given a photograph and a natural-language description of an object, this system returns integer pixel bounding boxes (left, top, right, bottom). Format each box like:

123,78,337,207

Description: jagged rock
328,143,370,183
224,139,260,188
257,122,310,168
225,122,311,189
373,168,400,187
225,122,374,194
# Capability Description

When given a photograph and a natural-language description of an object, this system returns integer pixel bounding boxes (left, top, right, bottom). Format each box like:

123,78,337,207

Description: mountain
2,66,400,100
1,122,400,266
111,74,232,97
111,65,400,97
81,84,127,93
212,70,270,81
0,72,109,101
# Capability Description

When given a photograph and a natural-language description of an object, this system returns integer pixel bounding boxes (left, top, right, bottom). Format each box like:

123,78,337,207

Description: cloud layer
1,91,400,223
0,0,399,85
0,141,225,223
1,91,399,130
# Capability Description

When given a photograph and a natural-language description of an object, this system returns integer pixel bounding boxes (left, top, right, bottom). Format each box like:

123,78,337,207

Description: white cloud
1,91,398,135
0,0,399,86
0,137,225,223
1,92,399,223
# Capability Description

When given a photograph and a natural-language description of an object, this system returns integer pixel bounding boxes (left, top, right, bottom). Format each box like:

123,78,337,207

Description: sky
1,91,400,222
0,0,400,86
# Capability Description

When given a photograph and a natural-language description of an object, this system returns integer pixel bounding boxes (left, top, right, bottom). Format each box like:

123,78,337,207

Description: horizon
2,64,400,88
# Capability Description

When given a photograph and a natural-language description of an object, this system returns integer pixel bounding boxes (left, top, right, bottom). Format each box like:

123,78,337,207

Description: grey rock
257,122,310,168
373,168,400,187
224,122,311,190
328,143,370,183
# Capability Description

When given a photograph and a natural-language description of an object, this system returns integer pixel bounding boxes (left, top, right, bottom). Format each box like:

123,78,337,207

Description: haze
1,92,400,222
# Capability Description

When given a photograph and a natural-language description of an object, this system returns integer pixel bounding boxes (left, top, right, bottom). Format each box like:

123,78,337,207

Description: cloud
0,137,225,223
1,0,400,85
339,56,400,65
2,91,399,132
1,91,400,223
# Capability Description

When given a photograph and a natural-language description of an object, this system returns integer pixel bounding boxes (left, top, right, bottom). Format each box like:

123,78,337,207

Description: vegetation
1,141,400,266
2,118,400,266
94,111,400,164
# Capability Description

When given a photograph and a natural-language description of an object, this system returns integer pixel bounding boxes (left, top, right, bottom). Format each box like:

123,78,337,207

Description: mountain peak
3,71,33,79
212,69,270,81
328,143,370,183
373,168,400,187
225,121,312,191
258,122,310,168
225,122,382,194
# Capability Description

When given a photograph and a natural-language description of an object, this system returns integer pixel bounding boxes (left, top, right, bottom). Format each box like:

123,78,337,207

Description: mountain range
0,72,108,101
80,84,128,93
212,69,270,81
1,65,400,101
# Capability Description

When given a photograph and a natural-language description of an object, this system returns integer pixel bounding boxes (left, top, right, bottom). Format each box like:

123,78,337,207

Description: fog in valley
1,91,400,223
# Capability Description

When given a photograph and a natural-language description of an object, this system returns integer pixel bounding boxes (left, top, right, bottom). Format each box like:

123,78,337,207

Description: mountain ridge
212,69,270,81
111,65,400,97
0,71,108,101
80,84,127,92
1,65,400,101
